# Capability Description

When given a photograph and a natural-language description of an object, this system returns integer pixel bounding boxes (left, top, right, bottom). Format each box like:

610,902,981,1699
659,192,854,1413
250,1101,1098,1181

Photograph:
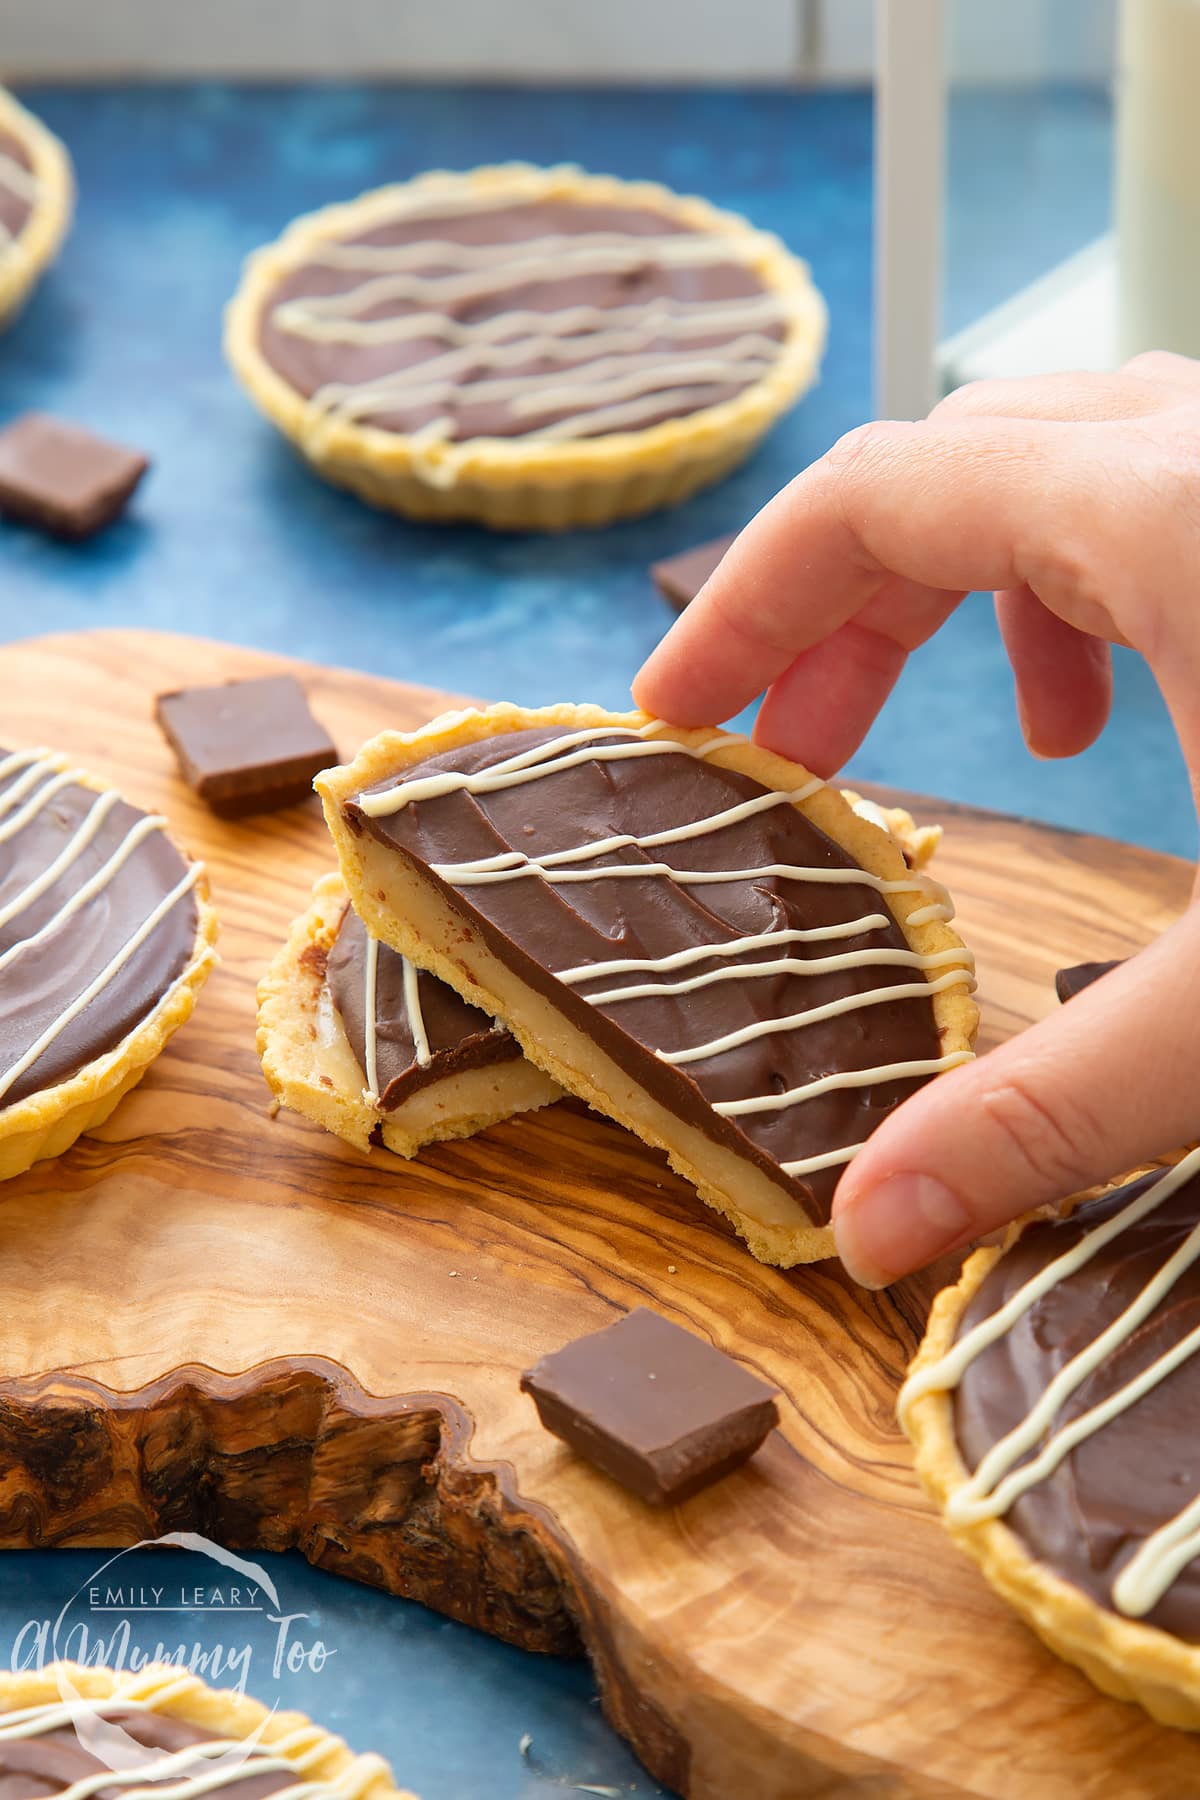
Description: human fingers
831,914,1200,1287
995,586,1114,758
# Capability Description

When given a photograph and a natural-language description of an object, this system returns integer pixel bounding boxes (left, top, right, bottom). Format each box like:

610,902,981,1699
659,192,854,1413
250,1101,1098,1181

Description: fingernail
834,1173,973,1288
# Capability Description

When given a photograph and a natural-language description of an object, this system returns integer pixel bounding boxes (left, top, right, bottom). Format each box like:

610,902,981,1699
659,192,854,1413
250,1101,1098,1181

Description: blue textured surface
0,80,1194,1800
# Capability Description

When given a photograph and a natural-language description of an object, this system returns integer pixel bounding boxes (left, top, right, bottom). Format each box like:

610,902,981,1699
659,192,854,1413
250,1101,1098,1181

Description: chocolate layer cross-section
156,675,337,818
0,413,148,539
0,1665,409,1800
257,871,560,1157
522,1306,780,1504
901,1142,1200,1721
318,704,976,1266
0,745,217,1179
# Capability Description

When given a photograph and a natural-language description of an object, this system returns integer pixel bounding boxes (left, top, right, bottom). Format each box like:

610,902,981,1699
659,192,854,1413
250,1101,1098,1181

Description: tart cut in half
0,86,73,328
0,1662,413,1799
258,870,561,1155
224,161,827,530
0,745,218,1179
901,1144,1200,1729
317,704,977,1266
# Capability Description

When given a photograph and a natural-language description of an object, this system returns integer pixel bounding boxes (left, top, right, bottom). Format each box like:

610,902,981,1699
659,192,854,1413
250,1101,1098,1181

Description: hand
633,355,1200,1286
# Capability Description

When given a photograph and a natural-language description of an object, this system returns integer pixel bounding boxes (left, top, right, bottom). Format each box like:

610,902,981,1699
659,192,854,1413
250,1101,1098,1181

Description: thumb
831,904,1200,1286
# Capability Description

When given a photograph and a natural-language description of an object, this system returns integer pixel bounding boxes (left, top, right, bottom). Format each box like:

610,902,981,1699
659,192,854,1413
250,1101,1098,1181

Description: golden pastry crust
0,1662,413,1798
317,703,977,1265
902,1200,1200,1730
0,764,218,1182
257,870,560,1156
224,162,827,531
0,87,73,328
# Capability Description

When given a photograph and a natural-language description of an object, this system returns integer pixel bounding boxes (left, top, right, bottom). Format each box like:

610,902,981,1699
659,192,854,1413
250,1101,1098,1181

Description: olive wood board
0,627,1194,1800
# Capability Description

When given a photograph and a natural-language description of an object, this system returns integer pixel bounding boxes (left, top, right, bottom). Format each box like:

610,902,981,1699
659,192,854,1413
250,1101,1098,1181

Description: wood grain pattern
0,628,1195,1799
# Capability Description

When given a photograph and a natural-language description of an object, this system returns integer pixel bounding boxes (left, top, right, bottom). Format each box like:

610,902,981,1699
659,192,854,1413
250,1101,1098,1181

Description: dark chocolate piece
1055,958,1123,1004
0,749,198,1109
0,1704,303,1798
259,198,783,442
650,533,737,612
0,413,148,539
326,903,520,1110
954,1163,1200,1639
521,1306,779,1503
348,727,943,1225
155,675,337,819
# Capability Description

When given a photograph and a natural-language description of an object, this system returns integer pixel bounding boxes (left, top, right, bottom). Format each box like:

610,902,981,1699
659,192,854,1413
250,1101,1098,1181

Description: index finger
632,414,1112,727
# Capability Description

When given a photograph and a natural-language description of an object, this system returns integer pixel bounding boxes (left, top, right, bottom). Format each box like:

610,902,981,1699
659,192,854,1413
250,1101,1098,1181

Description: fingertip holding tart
224,162,827,530
0,1662,413,1799
0,748,218,1181
901,1145,1200,1729
0,87,73,329
257,870,561,1156
316,703,976,1266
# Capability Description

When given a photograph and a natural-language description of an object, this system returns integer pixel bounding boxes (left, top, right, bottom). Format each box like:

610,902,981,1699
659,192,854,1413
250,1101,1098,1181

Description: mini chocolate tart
224,162,826,530
0,87,73,329
0,1662,413,1798
0,746,218,1179
258,871,561,1155
317,704,977,1266
901,1145,1200,1728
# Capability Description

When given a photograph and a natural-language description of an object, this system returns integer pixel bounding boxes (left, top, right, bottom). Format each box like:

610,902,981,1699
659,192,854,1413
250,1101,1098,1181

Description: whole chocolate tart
0,1663,412,1799
0,746,217,1179
317,704,977,1266
257,871,560,1155
901,1144,1200,1727
224,163,826,530
0,86,72,329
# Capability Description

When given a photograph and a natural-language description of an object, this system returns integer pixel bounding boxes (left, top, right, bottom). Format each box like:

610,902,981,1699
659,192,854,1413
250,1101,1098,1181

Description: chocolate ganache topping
0,749,200,1110
347,726,965,1223
258,194,786,444
0,128,36,252
325,903,520,1111
942,1152,1200,1640
0,1708,303,1800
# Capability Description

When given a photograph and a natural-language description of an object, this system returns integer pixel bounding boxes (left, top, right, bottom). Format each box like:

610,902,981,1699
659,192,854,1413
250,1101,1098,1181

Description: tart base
0,1662,411,1798
318,703,977,1266
257,870,562,1157
903,1207,1200,1730
224,163,827,532
0,87,74,328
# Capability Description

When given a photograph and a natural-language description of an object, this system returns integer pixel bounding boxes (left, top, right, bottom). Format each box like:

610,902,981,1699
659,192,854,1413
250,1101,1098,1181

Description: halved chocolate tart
0,746,217,1179
258,871,560,1155
317,704,977,1265
224,162,826,530
0,86,72,329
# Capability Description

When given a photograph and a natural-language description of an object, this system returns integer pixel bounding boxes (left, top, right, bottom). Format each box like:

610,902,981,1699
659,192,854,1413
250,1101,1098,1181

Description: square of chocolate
650,532,737,612
521,1307,779,1504
0,412,149,539
1055,959,1123,1003
155,675,338,819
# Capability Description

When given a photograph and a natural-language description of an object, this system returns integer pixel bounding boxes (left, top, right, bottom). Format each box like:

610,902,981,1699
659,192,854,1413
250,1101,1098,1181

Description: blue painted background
0,80,1192,1800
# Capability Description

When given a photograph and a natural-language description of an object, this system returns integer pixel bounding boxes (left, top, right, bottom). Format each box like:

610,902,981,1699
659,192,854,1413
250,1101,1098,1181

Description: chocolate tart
0,87,73,329
317,704,977,1266
224,162,826,530
901,1146,1200,1728
0,747,218,1180
0,1662,412,1798
257,870,561,1155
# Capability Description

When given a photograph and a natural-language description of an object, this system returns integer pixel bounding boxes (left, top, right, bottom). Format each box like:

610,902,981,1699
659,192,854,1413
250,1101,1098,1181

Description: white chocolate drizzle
898,1144,1200,1619
0,752,203,1108
358,724,972,1184
0,1677,389,1800
269,193,788,444
402,954,432,1068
